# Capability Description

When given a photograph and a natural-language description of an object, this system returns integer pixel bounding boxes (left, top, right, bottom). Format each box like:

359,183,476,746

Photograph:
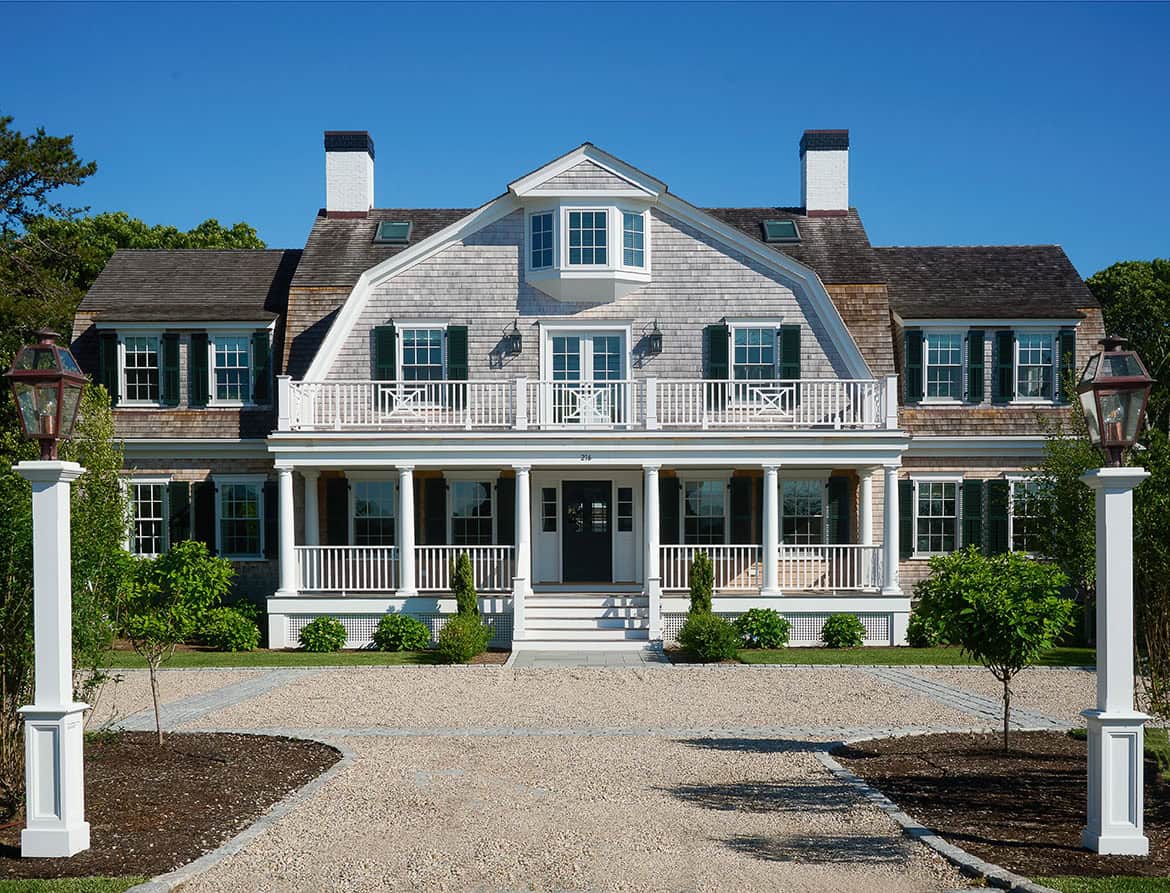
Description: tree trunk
148,657,163,746
1002,675,1012,753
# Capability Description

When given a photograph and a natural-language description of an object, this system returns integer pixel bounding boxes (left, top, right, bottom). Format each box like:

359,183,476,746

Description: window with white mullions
684,480,725,545
622,212,644,267
123,336,161,402
782,479,825,545
916,481,957,555
450,481,493,545
213,337,251,402
401,328,444,382
541,487,557,533
567,210,607,265
1011,479,1044,553
1016,333,1054,398
353,481,395,546
131,483,166,556
530,212,553,269
733,327,776,381
219,482,261,557
925,332,963,399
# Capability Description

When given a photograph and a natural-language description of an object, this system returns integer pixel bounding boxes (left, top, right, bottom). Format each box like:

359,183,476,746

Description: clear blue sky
5,2,1168,276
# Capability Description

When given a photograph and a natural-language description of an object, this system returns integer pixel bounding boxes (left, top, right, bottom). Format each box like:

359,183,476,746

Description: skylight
374,221,412,244
762,219,800,243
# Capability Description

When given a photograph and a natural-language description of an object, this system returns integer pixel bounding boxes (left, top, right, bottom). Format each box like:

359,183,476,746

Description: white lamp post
5,331,90,858
1076,336,1155,856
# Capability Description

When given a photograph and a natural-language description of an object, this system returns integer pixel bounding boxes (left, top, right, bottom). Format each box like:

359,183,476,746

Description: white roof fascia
508,144,665,198
899,317,1082,329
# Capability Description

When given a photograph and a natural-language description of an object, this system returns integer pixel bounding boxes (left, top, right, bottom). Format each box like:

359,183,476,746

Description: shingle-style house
72,129,1102,650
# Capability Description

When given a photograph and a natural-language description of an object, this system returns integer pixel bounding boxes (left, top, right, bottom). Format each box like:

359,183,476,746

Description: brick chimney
800,130,849,217
324,131,374,217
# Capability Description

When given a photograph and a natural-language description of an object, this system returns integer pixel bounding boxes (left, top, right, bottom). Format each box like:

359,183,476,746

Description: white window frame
349,478,398,547
1013,330,1058,404
529,210,555,271
446,473,497,546
727,322,781,382
922,329,966,404
1006,474,1044,556
562,207,611,269
909,474,963,559
395,322,448,383
620,209,647,270
208,332,255,407
128,476,171,556
538,322,632,381
679,473,731,546
779,474,830,548
213,474,265,560
119,333,164,407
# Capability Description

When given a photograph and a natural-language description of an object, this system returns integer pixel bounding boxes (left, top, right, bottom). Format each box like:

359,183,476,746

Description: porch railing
660,543,882,592
415,545,516,592
296,545,399,592
279,376,897,432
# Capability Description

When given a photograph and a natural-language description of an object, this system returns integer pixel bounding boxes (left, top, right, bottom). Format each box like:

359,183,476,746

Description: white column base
19,704,90,858
267,613,288,649
880,585,904,597
511,577,530,641
646,576,662,639
1081,710,1149,856
891,611,910,646
759,588,783,598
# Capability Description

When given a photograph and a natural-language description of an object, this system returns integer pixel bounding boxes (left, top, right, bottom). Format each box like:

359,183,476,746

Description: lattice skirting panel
662,611,893,647
285,612,512,650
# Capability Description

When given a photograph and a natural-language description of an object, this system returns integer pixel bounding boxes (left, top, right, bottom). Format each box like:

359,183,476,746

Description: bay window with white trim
912,477,960,557
215,476,264,559
566,209,608,266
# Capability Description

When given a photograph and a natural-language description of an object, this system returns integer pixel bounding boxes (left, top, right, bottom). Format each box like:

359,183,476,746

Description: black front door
562,481,613,583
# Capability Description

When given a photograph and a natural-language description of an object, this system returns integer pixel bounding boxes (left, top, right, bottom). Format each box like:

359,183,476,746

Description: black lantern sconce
646,320,663,356
503,320,523,356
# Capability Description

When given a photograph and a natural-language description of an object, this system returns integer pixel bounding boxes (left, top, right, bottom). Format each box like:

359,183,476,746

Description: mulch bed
835,731,1169,879
0,732,340,880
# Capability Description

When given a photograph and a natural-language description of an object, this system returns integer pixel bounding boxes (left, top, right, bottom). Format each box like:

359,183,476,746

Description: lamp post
1076,336,1155,856
5,330,90,858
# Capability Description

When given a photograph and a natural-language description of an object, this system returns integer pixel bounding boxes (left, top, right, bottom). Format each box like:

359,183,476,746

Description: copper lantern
1076,336,1155,467
5,330,88,460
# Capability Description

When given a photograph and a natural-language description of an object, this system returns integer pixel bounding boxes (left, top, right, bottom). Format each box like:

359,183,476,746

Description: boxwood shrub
299,615,347,652
436,614,491,663
677,611,740,662
372,613,432,652
734,608,791,649
820,613,866,648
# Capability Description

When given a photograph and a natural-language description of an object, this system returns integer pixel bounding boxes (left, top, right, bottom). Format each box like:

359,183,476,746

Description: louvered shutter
263,481,278,559
961,479,984,553
325,477,349,546
161,333,180,407
168,481,190,547
966,331,984,404
703,324,729,412
904,330,923,403
1058,329,1077,403
446,326,468,380
779,324,802,405
251,331,272,404
986,480,1010,554
826,477,851,544
98,332,120,406
373,325,396,381
659,476,680,545
192,480,217,554
423,477,447,545
496,476,515,546
992,331,1014,404
189,332,210,407
730,477,752,544
898,479,914,560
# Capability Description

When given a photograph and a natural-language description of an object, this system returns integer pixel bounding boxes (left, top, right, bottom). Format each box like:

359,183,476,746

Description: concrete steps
521,591,652,644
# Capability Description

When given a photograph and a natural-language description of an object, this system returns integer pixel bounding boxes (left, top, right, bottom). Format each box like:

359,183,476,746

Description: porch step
526,617,649,631
525,596,648,609
518,628,650,642
526,605,648,619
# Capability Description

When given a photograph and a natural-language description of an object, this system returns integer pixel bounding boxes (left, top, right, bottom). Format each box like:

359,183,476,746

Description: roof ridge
874,244,1063,250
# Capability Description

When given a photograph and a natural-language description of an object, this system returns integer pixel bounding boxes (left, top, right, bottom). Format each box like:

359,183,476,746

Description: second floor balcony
277,375,899,433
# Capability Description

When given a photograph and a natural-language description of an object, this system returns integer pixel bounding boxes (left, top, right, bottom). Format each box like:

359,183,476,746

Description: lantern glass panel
1096,389,1144,446
59,350,82,374
33,382,60,437
1080,354,1099,383
60,382,83,438
12,382,38,437
1103,353,1143,377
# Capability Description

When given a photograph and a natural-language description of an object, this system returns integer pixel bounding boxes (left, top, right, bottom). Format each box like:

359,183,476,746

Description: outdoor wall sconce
504,320,523,356
647,320,663,356
5,330,88,460
1077,335,1155,467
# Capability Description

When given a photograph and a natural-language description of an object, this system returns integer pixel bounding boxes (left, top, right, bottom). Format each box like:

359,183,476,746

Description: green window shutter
826,476,851,545
659,476,681,545
961,479,985,552
898,479,914,560
373,325,396,381
1058,328,1077,403
167,480,190,547
966,330,985,404
703,324,729,379
992,330,1014,404
263,480,278,560
986,480,1010,554
192,480,216,554
446,325,468,380
159,333,180,407
98,331,120,406
495,476,515,546
423,477,447,545
324,478,349,546
251,331,272,404
779,324,802,405
729,477,753,543
189,332,210,408
904,330,923,403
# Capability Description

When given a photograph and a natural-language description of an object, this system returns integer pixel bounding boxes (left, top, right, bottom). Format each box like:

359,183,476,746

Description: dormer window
530,212,553,269
623,212,644,267
524,205,651,301
567,210,608,266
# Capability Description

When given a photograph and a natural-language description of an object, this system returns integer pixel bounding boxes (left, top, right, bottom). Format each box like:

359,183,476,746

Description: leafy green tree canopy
0,115,96,234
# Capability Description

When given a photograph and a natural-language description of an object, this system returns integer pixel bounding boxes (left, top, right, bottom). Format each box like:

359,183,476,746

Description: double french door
546,333,628,426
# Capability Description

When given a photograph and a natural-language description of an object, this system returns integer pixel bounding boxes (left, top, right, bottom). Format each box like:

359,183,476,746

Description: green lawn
1036,878,1170,893
0,879,146,893
107,649,442,668
736,645,1095,666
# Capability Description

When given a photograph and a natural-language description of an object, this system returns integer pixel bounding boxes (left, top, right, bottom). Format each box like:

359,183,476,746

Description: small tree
916,548,1073,751
451,552,478,616
688,551,713,614
120,541,233,743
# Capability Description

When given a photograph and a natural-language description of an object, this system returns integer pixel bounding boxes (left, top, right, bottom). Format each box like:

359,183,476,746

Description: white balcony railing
415,545,516,592
660,545,762,592
279,376,898,433
660,543,882,592
297,545,399,592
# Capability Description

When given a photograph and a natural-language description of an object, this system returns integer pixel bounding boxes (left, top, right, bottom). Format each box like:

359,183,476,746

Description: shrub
734,608,791,649
201,605,261,652
688,551,713,614
678,611,741,662
299,616,347,652
821,613,866,648
372,613,431,652
436,613,491,663
451,553,479,616
906,611,943,648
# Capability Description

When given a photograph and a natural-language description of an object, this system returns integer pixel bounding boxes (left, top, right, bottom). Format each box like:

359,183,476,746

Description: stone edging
122,736,356,893
815,730,1061,893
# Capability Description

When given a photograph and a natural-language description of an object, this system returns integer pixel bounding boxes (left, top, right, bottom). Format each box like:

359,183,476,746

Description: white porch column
277,466,296,596
859,467,875,546
1080,467,1150,856
761,464,780,596
512,465,532,641
643,465,662,639
302,470,320,546
397,466,417,596
15,460,89,857
881,464,901,595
